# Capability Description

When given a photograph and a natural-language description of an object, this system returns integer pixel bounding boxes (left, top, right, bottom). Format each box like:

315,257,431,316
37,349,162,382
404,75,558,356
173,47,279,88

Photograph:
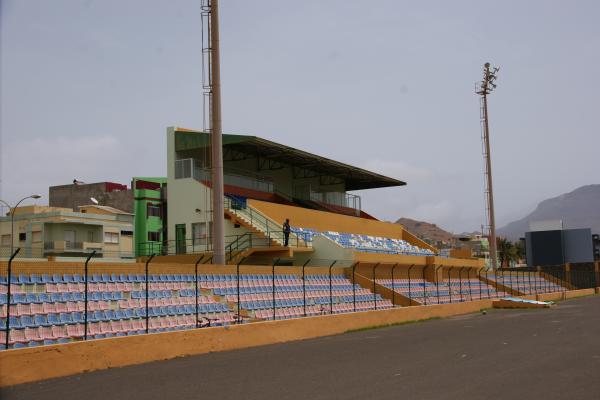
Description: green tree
496,237,515,268
513,240,525,263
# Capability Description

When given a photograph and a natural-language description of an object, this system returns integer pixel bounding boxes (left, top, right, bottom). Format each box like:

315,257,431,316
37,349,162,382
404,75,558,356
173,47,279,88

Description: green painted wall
132,177,167,256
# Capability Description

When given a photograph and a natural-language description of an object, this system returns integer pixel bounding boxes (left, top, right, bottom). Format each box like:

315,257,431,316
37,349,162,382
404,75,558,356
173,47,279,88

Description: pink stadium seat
132,319,144,331
16,304,31,316
24,327,42,341
184,315,195,326
46,283,59,293
88,323,101,335
166,316,178,328
67,324,84,338
55,302,67,313
9,329,26,344
52,325,68,339
121,320,133,332
11,284,25,294
39,327,53,341
111,321,124,333
43,303,57,314
56,283,68,293
30,303,43,315
99,322,112,334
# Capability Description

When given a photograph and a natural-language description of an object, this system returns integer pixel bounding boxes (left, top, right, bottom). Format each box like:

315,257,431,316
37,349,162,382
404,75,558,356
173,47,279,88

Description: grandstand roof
174,129,406,191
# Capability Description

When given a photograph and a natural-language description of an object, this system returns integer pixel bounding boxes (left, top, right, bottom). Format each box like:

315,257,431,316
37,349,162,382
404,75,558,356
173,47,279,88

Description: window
104,232,119,244
32,231,42,243
192,222,208,246
87,231,94,242
147,231,160,242
147,203,162,218
121,230,133,236
19,233,26,241
1,234,10,246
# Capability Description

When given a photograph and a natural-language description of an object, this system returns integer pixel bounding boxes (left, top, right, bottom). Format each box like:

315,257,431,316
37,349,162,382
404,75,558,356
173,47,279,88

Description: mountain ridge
497,184,600,241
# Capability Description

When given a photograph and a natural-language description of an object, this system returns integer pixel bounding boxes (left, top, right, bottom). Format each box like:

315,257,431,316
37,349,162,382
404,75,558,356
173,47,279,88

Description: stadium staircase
223,197,311,264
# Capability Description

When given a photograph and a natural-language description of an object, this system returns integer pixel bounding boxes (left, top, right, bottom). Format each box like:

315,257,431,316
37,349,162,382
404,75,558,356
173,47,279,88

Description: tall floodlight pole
210,0,225,265
476,62,500,271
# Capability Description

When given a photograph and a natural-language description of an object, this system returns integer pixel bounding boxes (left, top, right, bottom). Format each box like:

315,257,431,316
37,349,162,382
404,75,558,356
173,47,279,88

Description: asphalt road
3,296,600,400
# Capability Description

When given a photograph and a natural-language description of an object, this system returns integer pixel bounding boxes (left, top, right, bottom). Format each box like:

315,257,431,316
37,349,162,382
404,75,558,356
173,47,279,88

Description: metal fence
1,250,598,350
137,231,312,259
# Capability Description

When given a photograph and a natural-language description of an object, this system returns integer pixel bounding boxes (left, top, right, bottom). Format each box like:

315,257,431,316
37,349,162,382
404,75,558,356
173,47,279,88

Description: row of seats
377,279,507,304
1,273,391,349
291,227,435,256
486,275,564,294
224,274,394,319
1,272,238,349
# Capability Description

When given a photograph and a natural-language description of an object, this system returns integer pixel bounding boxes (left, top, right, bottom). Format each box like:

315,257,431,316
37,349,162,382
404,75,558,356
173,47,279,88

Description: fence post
84,250,96,341
408,264,415,305
476,268,484,300
422,266,427,305
5,247,20,349
329,261,337,314
352,262,358,312
195,255,205,328
145,254,155,334
528,269,533,295
434,265,443,304
236,257,246,324
458,267,465,302
302,259,310,317
272,258,279,321
448,267,454,303
391,263,398,307
372,263,380,310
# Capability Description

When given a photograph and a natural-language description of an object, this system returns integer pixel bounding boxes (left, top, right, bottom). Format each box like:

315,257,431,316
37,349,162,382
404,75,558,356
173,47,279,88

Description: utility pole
209,0,225,264
476,63,500,270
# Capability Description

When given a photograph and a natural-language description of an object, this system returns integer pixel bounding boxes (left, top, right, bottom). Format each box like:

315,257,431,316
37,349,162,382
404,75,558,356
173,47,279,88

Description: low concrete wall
0,300,491,387
564,288,596,299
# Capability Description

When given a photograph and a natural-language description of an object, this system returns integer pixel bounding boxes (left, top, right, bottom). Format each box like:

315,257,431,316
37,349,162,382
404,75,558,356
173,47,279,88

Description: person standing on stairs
283,218,291,246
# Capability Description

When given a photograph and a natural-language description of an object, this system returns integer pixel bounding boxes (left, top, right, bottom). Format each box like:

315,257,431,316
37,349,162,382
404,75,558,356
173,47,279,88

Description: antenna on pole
201,0,225,264
476,62,500,270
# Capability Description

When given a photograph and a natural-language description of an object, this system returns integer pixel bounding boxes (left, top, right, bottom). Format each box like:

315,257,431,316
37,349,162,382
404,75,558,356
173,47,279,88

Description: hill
396,217,454,245
497,184,600,241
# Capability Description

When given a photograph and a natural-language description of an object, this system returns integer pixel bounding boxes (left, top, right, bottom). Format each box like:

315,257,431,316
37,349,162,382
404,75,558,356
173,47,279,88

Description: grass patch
344,317,441,334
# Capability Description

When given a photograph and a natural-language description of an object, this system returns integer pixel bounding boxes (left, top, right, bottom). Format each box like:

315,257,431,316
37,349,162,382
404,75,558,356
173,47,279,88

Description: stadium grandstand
1,127,586,353
159,127,438,264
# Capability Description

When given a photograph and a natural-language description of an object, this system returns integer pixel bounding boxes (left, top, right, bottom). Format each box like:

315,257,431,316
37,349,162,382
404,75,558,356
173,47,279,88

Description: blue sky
1,0,599,232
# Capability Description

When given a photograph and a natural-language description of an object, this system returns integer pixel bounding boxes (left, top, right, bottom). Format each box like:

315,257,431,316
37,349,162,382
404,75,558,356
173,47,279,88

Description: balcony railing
44,241,104,251
294,185,361,216
175,158,274,193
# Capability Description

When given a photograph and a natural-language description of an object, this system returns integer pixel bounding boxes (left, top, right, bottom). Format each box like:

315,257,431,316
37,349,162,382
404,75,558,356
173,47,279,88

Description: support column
210,0,225,265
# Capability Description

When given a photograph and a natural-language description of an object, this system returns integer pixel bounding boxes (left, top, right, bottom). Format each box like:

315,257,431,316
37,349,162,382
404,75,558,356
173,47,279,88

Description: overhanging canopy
174,129,406,191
